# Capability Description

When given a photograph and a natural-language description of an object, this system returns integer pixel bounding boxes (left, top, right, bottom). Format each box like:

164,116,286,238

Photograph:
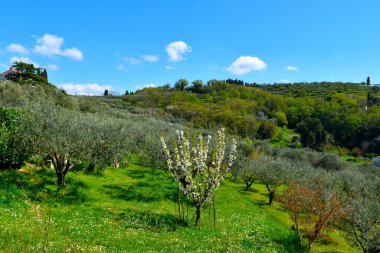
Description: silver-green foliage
21,104,130,186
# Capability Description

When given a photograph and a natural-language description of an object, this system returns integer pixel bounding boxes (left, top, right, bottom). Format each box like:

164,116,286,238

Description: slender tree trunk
308,241,312,252
268,191,275,205
178,187,182,224
213,195,216,229
56,172,65,187
88,162,95,172
196,204,202,228
181,191,185,223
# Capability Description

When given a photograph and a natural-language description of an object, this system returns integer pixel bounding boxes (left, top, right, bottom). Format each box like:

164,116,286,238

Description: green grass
0,163,360,252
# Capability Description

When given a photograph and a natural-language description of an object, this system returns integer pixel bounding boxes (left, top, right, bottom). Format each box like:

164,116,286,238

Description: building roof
2,68,23,76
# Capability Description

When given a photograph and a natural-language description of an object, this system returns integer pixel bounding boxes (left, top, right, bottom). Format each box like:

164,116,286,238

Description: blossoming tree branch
161,128,237,227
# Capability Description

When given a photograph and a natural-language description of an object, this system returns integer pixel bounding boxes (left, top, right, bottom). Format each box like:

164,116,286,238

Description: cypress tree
43,69,48,82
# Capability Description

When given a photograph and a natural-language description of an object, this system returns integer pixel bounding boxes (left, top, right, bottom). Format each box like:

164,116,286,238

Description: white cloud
6,44,29,54
57,83,113,96
124,57,141,64
135,83,156,90
277,79,290,83
227,56,267,75
166,41,192,61
34,34,83,60
10,56,39,67
141,54,159,62
46,64,58,71
62,48,83,60
165,65,176,70
117,64,128,72
286,66,298,71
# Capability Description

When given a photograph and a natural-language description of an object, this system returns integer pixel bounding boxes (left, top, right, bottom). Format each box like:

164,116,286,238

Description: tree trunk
213,195,216,229
178,187,182,224
56,171,66,187
88,162,95,172
50,154,71,188
308,241,312,252
268,191,275,205
196,204,202,228
245,180,254,191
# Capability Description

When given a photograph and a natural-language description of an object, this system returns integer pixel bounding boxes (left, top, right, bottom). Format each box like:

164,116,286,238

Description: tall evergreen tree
42,69,48,82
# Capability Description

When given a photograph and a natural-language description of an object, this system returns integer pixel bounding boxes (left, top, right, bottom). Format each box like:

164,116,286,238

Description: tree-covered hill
257,82,378,98
124,80,380,157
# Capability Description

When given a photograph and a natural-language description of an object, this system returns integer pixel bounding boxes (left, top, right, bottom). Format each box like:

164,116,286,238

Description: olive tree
236,159,261,191
256,156,291,205
80,114,130,172
161,128,237,227
340,172,380,253
22,105,129,187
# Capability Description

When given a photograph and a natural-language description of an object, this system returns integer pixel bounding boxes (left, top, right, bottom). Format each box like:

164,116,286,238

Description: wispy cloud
286,66,298,71
117,64,128,72
6,44,29,54
166,41,192,61
124,57,141,64
141,54,159,62
57,83,113,95
165,65,176,70
34,34,83,60
227,56,267,75
277,79,290,83
10,56,39,67
46,64,58,71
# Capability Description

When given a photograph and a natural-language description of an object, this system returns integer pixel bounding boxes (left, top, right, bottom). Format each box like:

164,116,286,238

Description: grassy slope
0,163,359,253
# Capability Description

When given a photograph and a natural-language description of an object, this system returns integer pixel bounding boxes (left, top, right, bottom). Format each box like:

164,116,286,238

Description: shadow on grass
242,230,305,253
274,232,307,253
103,182,178,203
103,167,191,204
0,168,90,205
115,209,183,232
237,188,260,194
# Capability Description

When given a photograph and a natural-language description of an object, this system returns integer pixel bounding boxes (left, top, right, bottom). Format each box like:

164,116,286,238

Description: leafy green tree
257,121,276,139
273,111,288,126
174,79,189,91
191,80,204,93
296,117,325,151
367,76,370,86
104,89,109,96
0,107,30,168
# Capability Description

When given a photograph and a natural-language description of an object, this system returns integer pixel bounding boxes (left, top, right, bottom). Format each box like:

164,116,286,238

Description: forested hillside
125,80,380,157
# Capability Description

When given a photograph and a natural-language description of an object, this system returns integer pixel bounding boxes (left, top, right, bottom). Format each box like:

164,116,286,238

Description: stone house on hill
1,67,23,79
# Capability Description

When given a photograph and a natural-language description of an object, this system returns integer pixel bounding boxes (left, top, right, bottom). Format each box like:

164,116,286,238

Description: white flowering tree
161,128,236,227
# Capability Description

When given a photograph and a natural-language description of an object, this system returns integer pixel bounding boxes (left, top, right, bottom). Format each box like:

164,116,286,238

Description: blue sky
1,0,380,94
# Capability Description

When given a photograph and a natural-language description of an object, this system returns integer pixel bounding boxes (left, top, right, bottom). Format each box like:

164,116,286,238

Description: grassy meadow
0,160,360,252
